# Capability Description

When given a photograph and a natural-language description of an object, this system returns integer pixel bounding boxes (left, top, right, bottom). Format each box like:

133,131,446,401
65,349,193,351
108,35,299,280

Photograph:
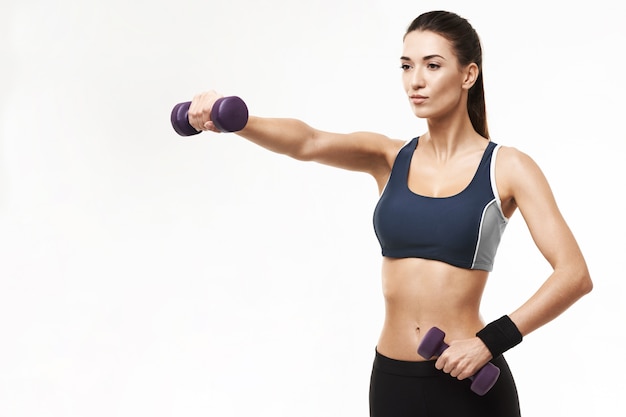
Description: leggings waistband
373,349,442,377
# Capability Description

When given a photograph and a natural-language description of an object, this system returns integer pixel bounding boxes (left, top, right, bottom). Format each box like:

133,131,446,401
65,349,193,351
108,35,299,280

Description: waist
372,349,513,378
376,317,485,361
377,257,488,361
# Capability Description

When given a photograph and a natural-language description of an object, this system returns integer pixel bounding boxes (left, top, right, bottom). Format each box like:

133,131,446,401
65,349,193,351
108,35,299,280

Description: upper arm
497,147,587,273
302,129,405,186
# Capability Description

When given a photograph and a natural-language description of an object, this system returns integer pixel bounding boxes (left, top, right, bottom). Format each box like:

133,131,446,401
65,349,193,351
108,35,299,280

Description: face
401,30,477,120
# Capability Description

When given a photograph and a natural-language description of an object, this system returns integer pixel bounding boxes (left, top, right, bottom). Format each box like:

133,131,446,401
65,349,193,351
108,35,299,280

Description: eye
400,63,413,71
427,63,441,70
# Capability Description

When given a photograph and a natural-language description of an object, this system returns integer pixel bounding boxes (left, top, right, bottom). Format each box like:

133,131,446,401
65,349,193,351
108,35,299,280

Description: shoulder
352,131,407,152
494,144,553,201
309,129,407,178
347,131,408,167
348,132,408,189
494,144,543,177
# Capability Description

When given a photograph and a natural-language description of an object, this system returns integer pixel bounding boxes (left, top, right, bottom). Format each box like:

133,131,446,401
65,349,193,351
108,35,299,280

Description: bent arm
441,147,594,380
499,147,593,337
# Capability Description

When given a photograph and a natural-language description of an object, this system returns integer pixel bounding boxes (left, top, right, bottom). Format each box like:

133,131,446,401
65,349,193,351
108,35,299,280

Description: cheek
433,77,463,102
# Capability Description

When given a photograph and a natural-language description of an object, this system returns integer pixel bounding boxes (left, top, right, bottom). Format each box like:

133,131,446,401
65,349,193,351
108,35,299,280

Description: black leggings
369,350,521,417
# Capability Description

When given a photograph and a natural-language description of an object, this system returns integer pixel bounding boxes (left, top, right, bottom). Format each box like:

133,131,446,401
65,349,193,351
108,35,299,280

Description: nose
409,67,425,90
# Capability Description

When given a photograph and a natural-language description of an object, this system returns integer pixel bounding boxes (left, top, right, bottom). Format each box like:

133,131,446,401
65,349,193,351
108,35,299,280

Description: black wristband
476,315,523,359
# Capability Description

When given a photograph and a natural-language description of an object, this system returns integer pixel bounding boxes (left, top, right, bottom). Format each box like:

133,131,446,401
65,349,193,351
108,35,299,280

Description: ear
462,63,479,90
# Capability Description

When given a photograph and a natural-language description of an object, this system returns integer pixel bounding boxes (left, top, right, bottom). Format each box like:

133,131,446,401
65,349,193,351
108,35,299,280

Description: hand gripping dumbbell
170,96,249,136
417,327,501,396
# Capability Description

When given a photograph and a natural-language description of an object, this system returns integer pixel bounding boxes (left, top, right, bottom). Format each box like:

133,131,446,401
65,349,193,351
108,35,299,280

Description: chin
411,108,431,119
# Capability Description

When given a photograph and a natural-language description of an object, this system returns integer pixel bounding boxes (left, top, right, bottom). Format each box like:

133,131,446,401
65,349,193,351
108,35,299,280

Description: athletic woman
186,10,592,416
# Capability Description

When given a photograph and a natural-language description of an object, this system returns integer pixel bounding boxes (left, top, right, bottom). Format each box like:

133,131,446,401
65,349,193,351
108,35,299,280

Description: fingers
434,337,492,380
188,90,223,132
204,121,220,132
436,355,466,380
435,355,456,376
435,352,475,380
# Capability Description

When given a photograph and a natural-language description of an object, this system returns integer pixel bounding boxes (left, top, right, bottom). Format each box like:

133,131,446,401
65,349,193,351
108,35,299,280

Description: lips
410,95,428,104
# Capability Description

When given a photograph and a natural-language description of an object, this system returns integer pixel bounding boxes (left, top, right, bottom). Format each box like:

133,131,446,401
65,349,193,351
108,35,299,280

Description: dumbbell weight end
171,96,249,136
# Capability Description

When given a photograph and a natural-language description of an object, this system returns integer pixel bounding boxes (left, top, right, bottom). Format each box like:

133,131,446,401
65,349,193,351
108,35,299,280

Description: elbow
556,255,593,299
287,146,314,162
574,266,593,298
580,272,593,296
288,130,321,162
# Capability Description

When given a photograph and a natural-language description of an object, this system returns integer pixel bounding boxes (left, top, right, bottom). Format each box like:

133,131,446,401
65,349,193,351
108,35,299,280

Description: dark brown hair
406,11,489,139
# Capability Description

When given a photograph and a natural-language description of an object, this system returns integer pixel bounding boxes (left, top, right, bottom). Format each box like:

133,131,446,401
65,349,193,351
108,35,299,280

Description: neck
423,113,481,155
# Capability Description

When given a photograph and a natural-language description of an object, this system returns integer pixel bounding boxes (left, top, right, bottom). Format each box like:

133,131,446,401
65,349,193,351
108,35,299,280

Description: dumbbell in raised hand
171,96,249,136
417,327,501,396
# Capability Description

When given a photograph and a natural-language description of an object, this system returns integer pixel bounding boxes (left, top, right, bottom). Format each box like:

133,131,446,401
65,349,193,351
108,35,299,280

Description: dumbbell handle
171,96,249,136
417,327,501,396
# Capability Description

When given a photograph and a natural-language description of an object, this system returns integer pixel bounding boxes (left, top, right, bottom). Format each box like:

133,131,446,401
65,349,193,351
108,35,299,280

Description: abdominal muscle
376,256,489,361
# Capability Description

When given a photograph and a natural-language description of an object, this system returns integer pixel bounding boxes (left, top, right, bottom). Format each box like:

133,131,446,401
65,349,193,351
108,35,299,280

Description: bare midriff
376,256,489,361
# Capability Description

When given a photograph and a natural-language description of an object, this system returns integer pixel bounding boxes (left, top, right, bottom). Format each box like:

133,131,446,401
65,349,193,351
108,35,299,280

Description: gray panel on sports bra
472,200,508,271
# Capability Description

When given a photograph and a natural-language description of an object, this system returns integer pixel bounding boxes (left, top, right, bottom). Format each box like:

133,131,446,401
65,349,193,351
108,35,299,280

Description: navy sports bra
373,137,508,271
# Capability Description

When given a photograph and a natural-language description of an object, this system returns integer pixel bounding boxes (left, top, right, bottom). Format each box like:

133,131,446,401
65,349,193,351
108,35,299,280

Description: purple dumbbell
171,96,249,136
418,327,501,396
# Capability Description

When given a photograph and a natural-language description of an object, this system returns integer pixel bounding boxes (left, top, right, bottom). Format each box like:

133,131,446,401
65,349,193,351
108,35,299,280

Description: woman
187,10,592,417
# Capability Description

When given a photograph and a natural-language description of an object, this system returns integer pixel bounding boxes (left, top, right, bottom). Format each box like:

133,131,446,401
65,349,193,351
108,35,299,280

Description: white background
0,0,623,416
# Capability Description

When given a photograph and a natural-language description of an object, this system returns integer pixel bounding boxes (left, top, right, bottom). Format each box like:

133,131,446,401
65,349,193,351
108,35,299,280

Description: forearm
508,265,592,337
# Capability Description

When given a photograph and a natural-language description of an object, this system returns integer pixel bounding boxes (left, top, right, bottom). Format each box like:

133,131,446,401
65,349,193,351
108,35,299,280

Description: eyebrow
400,54,447,61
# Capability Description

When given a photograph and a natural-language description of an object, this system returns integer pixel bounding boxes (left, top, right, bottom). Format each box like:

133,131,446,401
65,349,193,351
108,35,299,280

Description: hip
369,349,521,417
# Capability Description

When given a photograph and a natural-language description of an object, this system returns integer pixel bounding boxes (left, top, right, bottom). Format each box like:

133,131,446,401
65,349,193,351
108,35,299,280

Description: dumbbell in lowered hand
417,327,501,396
171,96,249,136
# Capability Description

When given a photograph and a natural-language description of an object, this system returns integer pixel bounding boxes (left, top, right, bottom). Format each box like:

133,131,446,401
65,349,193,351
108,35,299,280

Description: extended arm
187,90,404,187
